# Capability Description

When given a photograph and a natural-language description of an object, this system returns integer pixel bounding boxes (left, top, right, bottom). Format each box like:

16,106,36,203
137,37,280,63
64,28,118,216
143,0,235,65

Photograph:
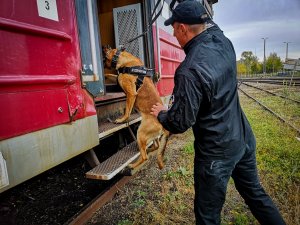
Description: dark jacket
157,25,255,160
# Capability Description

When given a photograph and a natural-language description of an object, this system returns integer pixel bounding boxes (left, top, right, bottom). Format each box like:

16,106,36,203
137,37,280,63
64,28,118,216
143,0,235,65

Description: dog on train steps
103,46,169,169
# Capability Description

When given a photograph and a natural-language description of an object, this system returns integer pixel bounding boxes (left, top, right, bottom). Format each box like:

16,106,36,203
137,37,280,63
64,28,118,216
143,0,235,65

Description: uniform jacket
157,24,256,160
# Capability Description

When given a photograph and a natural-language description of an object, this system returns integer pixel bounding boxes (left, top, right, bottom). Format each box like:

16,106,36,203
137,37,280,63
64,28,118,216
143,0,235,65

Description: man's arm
151,72,202,134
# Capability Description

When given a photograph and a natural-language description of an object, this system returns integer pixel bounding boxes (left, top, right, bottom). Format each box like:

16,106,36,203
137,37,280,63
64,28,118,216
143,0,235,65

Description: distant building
283,58,300,71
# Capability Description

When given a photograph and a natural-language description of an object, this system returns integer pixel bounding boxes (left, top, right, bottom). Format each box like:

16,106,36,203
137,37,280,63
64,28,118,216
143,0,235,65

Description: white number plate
37,0,59,21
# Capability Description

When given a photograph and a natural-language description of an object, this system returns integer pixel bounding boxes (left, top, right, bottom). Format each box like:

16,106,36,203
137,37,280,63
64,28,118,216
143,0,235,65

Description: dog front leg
104,73,118,83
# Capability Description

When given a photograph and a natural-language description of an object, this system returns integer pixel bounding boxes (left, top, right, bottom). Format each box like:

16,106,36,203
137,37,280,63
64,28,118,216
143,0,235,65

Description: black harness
111,47,124,69
108,47,154,90
118,66,154,89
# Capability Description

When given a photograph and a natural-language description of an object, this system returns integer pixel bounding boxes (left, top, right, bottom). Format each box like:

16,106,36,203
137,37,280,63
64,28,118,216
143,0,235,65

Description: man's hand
151,103,167,117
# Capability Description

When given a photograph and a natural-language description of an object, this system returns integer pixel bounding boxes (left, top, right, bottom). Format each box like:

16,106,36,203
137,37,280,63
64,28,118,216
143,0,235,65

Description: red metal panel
0,0,96,140
155,28,185,96
0,89,70,140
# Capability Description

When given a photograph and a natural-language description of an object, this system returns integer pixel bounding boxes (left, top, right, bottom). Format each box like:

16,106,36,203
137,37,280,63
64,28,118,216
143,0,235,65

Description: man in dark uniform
150,1,286,224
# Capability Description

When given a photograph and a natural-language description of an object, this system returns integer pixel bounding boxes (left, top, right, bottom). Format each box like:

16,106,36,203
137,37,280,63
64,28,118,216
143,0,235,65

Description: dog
103,46,169,169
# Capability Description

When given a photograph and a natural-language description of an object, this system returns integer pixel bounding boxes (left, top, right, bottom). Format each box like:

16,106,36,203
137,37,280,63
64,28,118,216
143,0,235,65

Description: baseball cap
164,0,209,26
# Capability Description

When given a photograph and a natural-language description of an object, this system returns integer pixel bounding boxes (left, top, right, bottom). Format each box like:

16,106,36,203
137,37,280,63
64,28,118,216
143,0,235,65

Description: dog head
102,45,114,69
102,45,126,69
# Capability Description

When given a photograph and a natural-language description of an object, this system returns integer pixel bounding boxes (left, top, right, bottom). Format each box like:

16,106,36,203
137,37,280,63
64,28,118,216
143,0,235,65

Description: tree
237,61,247,77
240,51,260,76
266,53,283,75
251,61,263,74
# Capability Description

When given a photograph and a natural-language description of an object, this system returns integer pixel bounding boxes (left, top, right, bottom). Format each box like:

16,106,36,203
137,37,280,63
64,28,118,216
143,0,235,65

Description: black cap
164,0,209,26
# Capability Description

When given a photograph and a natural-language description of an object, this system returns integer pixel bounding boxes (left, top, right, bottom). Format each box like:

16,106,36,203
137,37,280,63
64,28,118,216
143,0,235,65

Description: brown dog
103,46,169,169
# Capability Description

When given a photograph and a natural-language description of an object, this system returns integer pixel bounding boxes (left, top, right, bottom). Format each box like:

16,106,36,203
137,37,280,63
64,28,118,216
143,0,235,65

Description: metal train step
86,142,140,180
98,112,141,140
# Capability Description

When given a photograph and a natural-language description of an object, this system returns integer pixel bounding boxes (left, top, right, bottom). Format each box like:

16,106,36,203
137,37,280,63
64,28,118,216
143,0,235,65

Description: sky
212,0,300,62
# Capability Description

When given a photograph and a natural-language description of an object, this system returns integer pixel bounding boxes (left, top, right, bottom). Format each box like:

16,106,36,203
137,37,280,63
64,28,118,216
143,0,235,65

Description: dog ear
153,71,161,83
119,45,126,52
102,45,113,63
103,45,112,55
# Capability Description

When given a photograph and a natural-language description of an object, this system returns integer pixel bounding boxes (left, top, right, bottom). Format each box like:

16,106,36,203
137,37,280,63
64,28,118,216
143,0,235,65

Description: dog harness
109,46,155,90
118,66,155,90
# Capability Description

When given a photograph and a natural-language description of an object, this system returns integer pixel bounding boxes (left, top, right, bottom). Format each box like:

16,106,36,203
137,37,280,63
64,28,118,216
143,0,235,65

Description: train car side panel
157,28,185,97
0,0,97,140
0,0,99,193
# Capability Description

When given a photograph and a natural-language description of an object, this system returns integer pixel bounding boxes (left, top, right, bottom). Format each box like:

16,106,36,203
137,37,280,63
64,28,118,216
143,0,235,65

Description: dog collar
111,46,125,69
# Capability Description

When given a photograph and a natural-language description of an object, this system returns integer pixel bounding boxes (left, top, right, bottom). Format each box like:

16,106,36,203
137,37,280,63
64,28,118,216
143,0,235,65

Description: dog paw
128,163,134,169
114,118,126,124
158,164,165,170
158,161,164,170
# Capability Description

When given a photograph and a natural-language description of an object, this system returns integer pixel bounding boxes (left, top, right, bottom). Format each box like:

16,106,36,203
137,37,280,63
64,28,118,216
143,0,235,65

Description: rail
238,87,300,135
240,82,300,104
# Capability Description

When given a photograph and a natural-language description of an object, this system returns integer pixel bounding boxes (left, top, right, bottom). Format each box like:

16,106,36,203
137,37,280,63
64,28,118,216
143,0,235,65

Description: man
150,1,286,224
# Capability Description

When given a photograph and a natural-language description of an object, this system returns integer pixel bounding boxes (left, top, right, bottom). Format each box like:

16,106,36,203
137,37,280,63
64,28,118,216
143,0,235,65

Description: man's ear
179,23,187,34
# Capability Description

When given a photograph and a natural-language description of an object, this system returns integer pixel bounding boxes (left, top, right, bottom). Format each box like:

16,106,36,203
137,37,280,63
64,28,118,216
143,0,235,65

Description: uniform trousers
194,143,286,225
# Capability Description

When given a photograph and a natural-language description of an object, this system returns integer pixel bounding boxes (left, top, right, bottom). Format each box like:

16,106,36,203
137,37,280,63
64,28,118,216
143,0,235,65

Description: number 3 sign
37,0,59,21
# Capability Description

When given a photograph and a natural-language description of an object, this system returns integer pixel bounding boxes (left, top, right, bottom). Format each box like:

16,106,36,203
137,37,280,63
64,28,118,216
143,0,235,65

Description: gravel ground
0,154,116,225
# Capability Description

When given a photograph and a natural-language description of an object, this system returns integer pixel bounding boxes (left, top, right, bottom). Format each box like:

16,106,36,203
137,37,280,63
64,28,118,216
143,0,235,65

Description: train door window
74,0,105,97
113,3,145,64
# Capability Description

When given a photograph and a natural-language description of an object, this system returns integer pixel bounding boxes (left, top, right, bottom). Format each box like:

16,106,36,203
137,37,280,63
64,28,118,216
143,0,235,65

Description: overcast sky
212,0,300,61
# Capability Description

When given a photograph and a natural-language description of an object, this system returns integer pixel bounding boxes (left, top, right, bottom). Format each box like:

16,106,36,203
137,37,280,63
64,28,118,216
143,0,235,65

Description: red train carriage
0,0,216,193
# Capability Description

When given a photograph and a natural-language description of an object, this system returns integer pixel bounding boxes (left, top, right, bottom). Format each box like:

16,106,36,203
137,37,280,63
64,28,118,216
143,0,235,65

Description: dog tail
157,130,169,169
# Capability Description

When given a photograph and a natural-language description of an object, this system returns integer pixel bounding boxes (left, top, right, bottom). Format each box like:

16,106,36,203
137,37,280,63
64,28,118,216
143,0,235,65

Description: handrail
0,75,76,86
0,17,72,41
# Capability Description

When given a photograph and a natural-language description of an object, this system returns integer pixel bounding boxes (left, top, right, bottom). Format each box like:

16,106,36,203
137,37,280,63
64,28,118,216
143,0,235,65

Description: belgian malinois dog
103,46,169,169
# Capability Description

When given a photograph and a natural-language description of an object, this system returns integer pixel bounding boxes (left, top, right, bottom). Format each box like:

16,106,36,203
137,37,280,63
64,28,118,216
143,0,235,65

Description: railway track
239,76,300,86
239,82,300,104
238,82,300,136
66,175,133,225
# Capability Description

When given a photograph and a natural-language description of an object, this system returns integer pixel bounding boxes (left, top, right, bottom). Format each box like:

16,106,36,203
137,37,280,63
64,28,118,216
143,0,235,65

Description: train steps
86,141,140,180
85,139,159,180
98,112,141,140
86,112,142,180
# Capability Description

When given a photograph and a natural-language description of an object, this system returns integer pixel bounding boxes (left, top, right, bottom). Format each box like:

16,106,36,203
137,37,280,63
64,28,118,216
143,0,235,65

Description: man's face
172,22,187,48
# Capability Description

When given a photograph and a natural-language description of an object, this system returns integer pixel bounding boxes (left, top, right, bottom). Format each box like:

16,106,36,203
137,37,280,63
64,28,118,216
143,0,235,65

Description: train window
74,0,105,97
113,4,145,64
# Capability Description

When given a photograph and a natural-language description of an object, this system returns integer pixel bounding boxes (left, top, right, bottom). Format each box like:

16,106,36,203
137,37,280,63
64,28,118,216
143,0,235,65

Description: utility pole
262,37,268,75
283,42,291,61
